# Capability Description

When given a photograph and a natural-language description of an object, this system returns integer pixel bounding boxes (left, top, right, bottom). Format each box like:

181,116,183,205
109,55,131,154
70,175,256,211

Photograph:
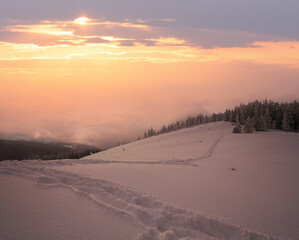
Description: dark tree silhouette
142,99,299,138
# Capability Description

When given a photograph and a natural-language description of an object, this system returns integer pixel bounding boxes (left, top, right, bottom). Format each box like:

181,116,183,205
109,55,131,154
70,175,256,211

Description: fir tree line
143,100,299,138
38,148,100,160
0,139,101,161
225,100,299,133
143,112,224,138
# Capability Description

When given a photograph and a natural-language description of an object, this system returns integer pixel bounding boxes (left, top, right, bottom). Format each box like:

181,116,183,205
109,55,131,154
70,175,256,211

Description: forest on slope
0,140,100,161
143,100,299,138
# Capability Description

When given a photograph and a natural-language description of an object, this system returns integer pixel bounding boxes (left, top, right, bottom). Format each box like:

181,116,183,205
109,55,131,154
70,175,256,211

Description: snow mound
0,160,278,240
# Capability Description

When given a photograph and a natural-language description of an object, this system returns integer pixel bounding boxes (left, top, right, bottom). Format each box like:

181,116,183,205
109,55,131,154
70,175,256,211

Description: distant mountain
38,137,57,144
7,133,57,143
7,133,35,142
0,140,101,161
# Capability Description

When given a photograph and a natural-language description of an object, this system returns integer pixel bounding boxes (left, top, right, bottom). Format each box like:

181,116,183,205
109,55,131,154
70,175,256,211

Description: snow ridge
0,160,278,240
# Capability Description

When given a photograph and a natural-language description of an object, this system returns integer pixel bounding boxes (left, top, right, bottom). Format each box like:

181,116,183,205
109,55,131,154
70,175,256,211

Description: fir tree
260,115,267,131
264,107,272,129
243,117,254,133
239,108,246,125
253,105,261,131
282,111,292,131
224,110,230,121
232,114,242,133
229,110,234,122
272,120,277,129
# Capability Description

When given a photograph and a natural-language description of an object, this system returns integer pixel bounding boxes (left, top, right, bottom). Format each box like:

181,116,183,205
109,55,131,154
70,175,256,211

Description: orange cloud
149,37,187,46
2,18,298,67
5,23,74,36
1,18,298,146
2,18,152,46
1,39,298,67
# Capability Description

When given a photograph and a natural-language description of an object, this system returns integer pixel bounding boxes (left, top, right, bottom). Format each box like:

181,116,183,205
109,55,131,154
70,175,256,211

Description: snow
82,122,224,163
1,122,298,240
0,175,142,240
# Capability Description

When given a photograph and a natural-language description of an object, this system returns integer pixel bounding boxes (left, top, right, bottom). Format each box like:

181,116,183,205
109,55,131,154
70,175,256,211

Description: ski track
197,128,224,161
80,127,225,167
0,161,279,240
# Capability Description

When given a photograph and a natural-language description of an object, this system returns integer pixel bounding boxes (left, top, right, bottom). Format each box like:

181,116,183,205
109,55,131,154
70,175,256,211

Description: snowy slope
82,122,224,163
77,122,299,239
1,122,298,240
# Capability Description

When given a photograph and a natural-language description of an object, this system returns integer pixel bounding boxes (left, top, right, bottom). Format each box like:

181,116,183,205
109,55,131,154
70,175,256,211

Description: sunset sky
1,0,299,147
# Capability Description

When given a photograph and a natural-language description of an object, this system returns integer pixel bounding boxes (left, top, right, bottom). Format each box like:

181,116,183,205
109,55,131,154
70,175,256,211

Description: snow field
0,160,276,240
1,121,298,239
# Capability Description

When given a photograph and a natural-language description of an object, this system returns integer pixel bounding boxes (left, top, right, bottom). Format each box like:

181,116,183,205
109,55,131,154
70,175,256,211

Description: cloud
1,36,299,67
1,0,299,39
0,16,291,50
0,15,298,147
0,18,152,46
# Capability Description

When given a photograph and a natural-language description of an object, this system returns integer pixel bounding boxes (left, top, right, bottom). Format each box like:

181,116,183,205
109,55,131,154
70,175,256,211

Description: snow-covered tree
260,115,267,131
264,107,272,129
282,111,292,131
229,110,234,122
243,117,254,133
239,105,246,125
141,100,299,139
232,114,242,133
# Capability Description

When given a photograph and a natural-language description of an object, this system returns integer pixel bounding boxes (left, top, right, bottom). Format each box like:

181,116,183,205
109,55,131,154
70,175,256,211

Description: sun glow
74,17,90,25
101,36,128,41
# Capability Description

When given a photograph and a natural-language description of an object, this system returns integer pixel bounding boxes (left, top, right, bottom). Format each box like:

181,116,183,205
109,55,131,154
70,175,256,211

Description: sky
0,0,299,147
